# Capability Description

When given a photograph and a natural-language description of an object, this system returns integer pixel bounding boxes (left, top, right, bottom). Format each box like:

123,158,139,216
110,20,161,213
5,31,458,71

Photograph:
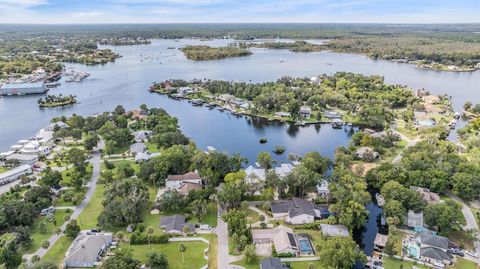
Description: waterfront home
165,171,202,195
134,152,160,163
407,210,424,231
419,230,452,266
331,118,343,128
64,232,113,268
129,142,146,156
159,214,195,235
271,198,319,224
178,86,196,95
131,109,148,120
324,111,341,119
355,147,380,160
252,225,299,256
245,165,266,184
6,154,38,165
320,224,349,237
133,130,152,142
0,164,32,185
44,121,69,131
274,163,294,178
299,106,312,118
410,186,440,205
239,102,252,110
34,128,55,147
217,94,235,102
260,257,288,269
274,112,291,118
316,180,330,199
414,119,436,128
374,233,389,251
0,151,15,159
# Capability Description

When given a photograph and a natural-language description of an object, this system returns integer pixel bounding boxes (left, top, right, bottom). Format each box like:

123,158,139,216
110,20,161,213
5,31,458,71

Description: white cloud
0,0,47,8
71,11,103,18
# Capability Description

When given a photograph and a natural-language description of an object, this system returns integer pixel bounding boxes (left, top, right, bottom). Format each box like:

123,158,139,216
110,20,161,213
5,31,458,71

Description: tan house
251,225,299,255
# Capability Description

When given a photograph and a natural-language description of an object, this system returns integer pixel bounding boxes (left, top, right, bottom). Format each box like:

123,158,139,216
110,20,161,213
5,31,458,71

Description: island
245,40,323,52
37,94,77,107
179,45,252,61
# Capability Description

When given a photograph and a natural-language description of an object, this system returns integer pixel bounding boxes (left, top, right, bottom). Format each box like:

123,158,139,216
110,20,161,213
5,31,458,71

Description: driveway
23,139,104,262
216,204,230,269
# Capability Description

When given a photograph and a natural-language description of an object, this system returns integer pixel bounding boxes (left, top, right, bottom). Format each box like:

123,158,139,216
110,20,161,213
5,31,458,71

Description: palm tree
178,243,187,263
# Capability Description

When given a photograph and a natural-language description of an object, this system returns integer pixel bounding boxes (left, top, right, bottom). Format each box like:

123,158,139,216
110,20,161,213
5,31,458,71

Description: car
452,249,464,257
217,212,221,218
199,224,211,230
90,229,101,233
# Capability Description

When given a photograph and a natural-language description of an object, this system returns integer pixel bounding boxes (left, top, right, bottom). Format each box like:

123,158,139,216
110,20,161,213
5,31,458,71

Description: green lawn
233,259,326,269
127,241,208,269
383,257,429,269
0,167,9,173
24,210,69,254
388,229,406,255
41,235,73,266
77,184,105,229
245,208,260,223
449,258,478,269
61,164,93,187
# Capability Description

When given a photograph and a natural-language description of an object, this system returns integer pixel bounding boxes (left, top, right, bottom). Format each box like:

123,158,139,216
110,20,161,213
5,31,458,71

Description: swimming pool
296,234,315,255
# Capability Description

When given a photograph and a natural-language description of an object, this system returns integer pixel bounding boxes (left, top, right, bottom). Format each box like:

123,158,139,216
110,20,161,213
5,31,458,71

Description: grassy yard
24,210,69,254
449,258,479,269
127,241,208,269
383,257,430,269
245,208,260,223
388,229,406,255
41,235,73,266
204,234,217,269
61,164,93,186
77,184,105,229
0,167,9,173
233,258,327,269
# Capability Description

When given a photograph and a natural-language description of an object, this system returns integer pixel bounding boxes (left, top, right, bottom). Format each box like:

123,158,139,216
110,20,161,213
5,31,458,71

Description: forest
179,45,252,61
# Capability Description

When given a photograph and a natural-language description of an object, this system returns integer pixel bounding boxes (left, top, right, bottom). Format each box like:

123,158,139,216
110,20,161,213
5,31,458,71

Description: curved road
23,140,104,262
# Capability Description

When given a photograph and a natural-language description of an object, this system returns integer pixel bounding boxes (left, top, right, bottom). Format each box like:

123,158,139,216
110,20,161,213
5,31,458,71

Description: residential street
216,205,230,269
23,140,104,262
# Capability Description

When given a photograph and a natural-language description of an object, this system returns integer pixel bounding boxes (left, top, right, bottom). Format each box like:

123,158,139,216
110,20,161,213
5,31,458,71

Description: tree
83,133,99,151
66,148,86,167
41,240,50,249
318,237,366,269
464,101,473,111
99,178,149,227
38,221,47,234
218,182,243,209
190,199,208,222
116,231,124,242
147,226,154,246
146,252,168,269
65,220,80,240
40,168,62,188
157,190,185,212
101,248,141,269
114,105,126,115
383,200,406,227
244,244,257,264
285,165,318,197
256,152,273,169
178,243,187,263
424,200,463,234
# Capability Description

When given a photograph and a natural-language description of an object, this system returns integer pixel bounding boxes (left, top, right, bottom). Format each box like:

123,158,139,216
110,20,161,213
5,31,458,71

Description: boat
295,121,306,126
191,99,204,106
375,193,385,207
332,118,343,129
454,111,461,119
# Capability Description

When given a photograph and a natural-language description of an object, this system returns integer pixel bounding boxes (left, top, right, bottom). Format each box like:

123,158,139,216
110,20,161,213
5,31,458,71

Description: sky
0,0,479,24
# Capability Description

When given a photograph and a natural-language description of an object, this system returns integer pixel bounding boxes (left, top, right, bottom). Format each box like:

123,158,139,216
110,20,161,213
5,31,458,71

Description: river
1,38,479,256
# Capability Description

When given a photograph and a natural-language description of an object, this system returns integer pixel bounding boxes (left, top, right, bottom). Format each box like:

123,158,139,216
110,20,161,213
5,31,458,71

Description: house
133,130,152,142
0,151,15,159
64,232,113,268
129,142,146,156
324,111,341,119
274,163,294,178
45,121,69,132
0,164,32,185
414,119,436,128
407,210,424,231
271,198,319,224
316,180,330,199
159,215,195,235
34,128,55,147
260,257,288,269
299,106,312,118
419,230,452,265
251,225,298,255
245,165,266,184
217,94,235,102
131,109,148,120
320,224,349,237
6,154,38,165
355,147,380,160
274,112,291,118
165,172,202,195
134,152,160,163
374,233,388,251
410,186,440,205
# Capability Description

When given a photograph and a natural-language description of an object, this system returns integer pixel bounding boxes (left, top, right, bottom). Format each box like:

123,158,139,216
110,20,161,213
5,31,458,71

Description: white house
274,163,294,178
0,164,32,185
316,180,330,199
299,106,312,118
6,154,38,165
271,198,319,224
245,165,266,184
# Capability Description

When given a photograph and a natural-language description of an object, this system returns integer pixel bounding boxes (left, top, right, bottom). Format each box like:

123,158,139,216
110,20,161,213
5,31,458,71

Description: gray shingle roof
420,247,452,262
64,233,112,263
159,214,195,233
260,257,285,269
271,198,317,218
421,231,450,250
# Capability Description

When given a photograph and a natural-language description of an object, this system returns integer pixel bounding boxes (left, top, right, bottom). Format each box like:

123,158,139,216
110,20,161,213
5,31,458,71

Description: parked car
452,249,465,256
40,206,55,216
199,224,211,230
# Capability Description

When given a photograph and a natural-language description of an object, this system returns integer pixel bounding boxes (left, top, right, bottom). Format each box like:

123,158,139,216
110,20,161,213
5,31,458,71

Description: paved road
216,205,229,269
23,140,104,262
